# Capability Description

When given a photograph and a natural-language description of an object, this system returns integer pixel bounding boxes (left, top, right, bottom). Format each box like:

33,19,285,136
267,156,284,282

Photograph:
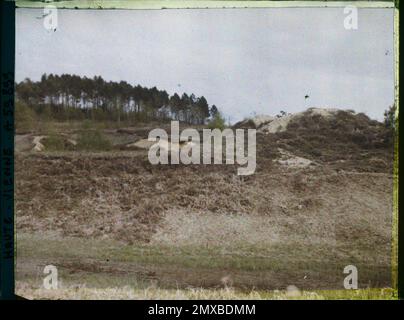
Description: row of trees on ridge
16,73,220,125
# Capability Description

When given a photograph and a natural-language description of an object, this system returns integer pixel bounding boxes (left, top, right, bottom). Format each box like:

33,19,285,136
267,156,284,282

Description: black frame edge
0,0,16,300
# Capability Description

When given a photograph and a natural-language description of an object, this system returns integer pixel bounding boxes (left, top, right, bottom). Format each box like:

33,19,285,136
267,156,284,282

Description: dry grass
150,210,340,247
14,113,395,298
277,110,394,173
16,281,396,300
15,153,392,247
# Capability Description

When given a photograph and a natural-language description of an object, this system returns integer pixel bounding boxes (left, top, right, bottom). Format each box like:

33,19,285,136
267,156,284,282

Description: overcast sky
16,7,395,122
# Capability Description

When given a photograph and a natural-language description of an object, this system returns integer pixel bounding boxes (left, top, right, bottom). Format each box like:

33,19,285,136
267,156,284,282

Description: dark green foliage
15,101,37,131
384,104,396,129
207,111,226,130
76,130,112,151
210,105,218,118
16,74,214,125
42,134,71,151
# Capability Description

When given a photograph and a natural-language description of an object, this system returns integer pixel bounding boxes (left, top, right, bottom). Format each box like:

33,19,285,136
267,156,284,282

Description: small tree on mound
15,101,37,132
77,129,112,151
384,104,396,130
207,111,226,130
276,110,287,118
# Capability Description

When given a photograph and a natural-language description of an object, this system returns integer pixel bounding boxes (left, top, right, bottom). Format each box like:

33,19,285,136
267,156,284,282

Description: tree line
16,74,219,125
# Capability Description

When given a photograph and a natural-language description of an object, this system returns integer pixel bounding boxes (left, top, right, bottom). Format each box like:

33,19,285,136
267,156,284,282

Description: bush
76,129,112,151
15,101,37,132
81,119,93,130
42,134,73,151
207,112,226,130
384,104,396,129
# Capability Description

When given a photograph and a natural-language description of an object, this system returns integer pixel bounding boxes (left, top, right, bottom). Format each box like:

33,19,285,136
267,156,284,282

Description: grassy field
16,233,396,300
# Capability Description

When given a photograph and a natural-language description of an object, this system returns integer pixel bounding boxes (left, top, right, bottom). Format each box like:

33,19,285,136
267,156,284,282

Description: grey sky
16,7,395,122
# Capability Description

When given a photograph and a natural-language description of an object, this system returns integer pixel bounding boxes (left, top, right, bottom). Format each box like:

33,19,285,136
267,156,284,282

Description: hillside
237,107,394,173
15,107,395,298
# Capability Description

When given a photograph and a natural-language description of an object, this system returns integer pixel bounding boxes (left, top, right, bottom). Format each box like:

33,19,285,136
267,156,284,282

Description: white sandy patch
259,108,341,133
274,148,314,168
126,139,155,149
260,114,294,133
32,136,46,152
308,107,340,118
250,115,274,128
